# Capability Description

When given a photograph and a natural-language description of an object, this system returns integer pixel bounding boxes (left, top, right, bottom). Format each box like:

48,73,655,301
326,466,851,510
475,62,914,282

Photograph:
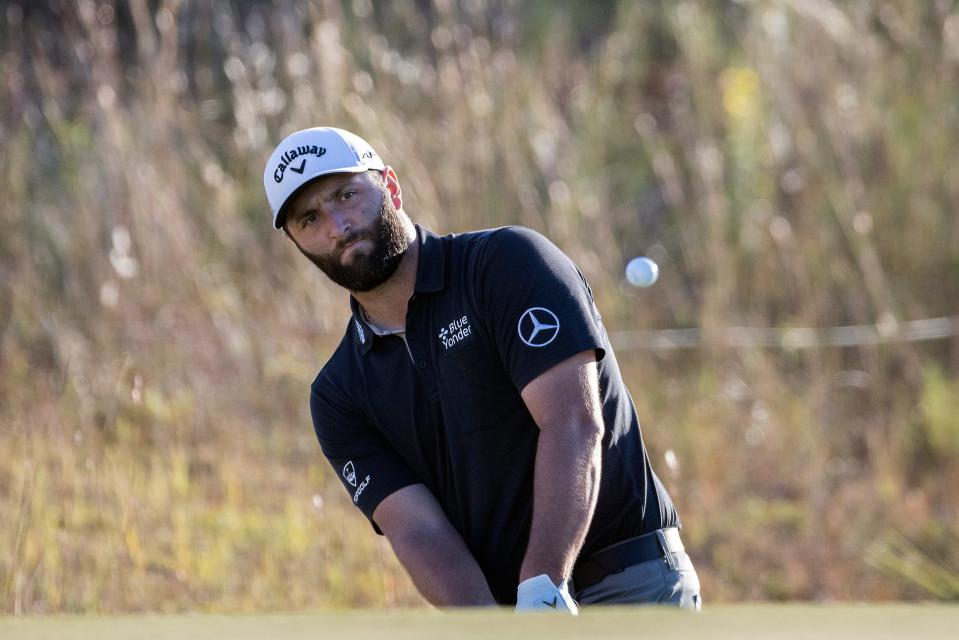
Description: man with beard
263,127,700,612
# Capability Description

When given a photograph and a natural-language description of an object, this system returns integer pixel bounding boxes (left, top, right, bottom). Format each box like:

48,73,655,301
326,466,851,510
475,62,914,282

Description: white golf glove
515,574,579,614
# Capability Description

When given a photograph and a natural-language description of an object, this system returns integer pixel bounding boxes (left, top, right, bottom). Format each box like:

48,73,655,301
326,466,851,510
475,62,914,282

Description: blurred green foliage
919,366,959,462
1,0,958,612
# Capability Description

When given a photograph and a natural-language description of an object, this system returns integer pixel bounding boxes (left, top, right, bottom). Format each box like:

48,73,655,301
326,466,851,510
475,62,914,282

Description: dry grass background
1,0,958,613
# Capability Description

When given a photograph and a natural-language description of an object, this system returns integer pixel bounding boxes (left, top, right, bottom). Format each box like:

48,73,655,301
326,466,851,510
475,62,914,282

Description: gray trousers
573,545,702,610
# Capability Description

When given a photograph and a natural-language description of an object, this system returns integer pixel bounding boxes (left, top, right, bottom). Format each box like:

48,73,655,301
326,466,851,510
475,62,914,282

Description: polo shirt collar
349,296,375,354
412,224,445,294
349,224,446,353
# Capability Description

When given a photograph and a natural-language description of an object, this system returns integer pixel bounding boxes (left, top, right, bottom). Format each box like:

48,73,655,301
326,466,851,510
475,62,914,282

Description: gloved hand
515,574,579,614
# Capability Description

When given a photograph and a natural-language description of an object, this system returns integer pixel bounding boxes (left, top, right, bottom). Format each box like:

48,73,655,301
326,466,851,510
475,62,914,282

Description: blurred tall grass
1,0,958,613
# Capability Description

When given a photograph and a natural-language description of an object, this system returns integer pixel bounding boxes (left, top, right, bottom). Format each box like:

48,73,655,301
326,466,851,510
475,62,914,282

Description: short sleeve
476,227,607,392
311,374,421,534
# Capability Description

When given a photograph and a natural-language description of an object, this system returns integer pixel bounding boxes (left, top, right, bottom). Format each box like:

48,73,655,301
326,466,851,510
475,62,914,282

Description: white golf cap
263,126,386,229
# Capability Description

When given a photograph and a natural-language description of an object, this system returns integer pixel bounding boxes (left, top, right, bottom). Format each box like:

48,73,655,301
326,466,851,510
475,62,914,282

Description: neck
352,221,419,331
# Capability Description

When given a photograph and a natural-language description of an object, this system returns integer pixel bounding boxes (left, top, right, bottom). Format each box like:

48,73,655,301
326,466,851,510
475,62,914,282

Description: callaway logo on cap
263,126,386,229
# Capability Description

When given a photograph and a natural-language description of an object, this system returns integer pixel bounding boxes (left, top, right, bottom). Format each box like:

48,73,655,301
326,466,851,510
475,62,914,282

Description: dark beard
296,192,412,292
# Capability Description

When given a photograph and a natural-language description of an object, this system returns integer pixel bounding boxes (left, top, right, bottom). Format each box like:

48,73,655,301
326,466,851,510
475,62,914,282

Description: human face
284,170,411,291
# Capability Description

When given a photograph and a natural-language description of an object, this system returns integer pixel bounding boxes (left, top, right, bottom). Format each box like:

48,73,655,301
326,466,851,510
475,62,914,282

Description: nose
328,208,352,239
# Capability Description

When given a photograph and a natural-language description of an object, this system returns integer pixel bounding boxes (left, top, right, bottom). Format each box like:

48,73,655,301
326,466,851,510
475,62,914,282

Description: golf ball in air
625,257,659,287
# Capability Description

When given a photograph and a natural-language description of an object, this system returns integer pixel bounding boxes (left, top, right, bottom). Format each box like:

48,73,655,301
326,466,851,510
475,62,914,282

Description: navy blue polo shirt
310,225,678,604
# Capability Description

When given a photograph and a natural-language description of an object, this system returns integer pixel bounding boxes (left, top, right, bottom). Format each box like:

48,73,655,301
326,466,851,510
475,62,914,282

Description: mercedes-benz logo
517,307,560,347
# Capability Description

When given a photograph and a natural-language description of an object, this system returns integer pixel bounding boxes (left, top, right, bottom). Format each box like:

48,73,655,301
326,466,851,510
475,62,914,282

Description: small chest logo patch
518,307,560,347
438,315,473,351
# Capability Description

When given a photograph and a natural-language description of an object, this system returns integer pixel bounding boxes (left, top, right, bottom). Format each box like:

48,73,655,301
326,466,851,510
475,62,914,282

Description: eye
301,212,318,227
341,190,357,201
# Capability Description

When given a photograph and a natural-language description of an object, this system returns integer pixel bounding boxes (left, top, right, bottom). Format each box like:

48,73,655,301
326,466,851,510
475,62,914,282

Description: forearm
520,421,602,584
387,521,496,607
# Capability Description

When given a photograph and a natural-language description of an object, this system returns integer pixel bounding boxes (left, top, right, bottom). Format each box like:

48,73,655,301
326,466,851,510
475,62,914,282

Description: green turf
2,605,957,639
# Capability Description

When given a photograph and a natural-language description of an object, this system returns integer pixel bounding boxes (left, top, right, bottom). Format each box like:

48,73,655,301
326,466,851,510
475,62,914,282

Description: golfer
264,127,701,612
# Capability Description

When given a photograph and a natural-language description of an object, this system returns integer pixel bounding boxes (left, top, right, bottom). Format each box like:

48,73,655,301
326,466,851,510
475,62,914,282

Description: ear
381,166,403,210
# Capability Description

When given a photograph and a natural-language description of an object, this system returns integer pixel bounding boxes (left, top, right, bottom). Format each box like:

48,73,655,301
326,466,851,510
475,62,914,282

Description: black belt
572,528,685,592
